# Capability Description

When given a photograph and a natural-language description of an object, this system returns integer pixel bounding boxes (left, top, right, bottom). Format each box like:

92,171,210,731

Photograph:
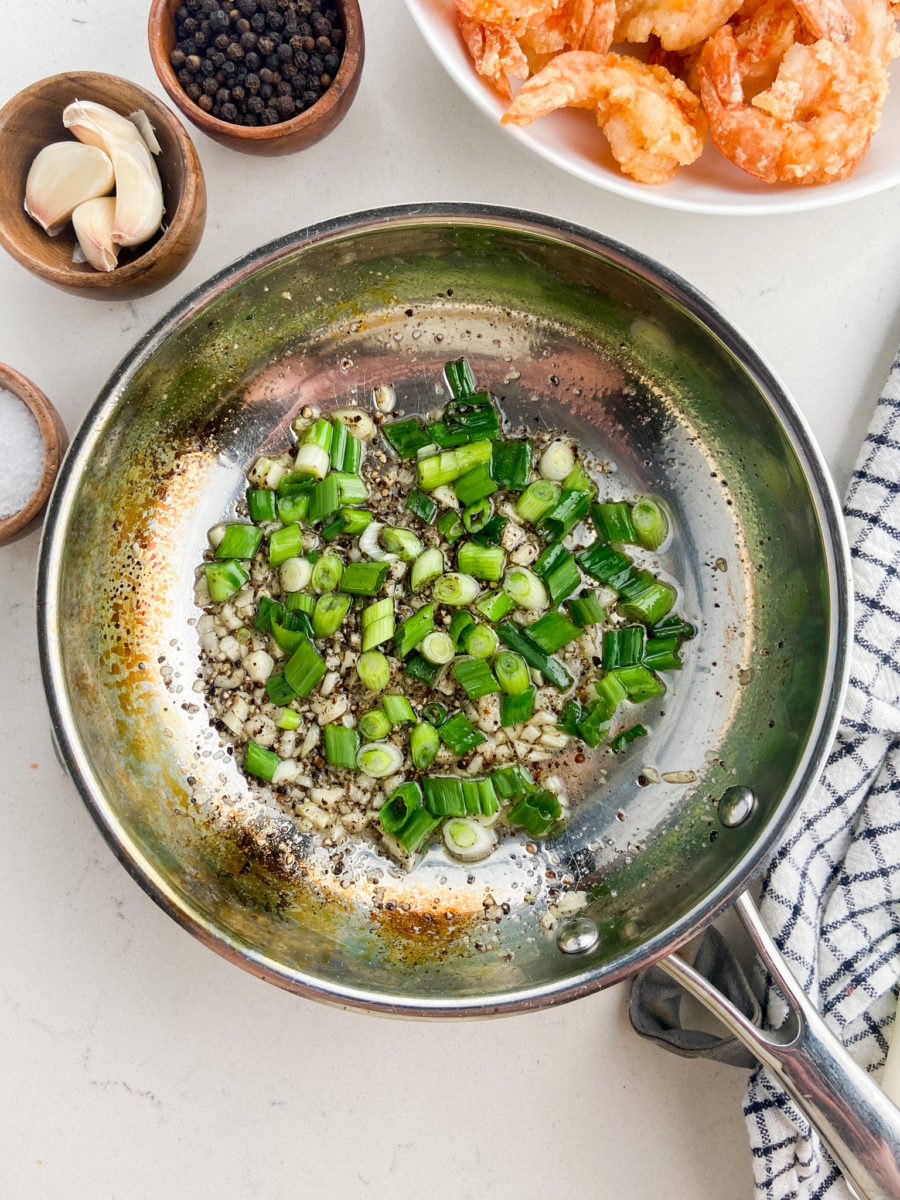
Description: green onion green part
610,724,649,753
340,560,390,596
324,724,360,770
312,592,352,638
507,790,562,838
491,763,535,800
247,488,276,523
205,560,248,602
463,623,499,660
500,685,535,727
496,621,573,691
516,479,561,524
308,474,341,525
475,588,515,623
406,488,438,524
591,501,637,544
409,721,440,770
643,635,682,672
455,463,497,508
524,610,581,653
382,694,416,725
437,712,486,756
602,625,646,670
449,609,476,649
537,488,593,542
403,654,440,686
268,524,304,566
631,498,669,550
436,509,464,544
380,781,423,835
457,541,506,582
444,357,477,399
422,776,467,818
461,497,494,535
565,591,605,627
382,417,431,459
490,439,532,491
310,549,343,593
360,597,395,651
423,702,447,726
494,651,530,695
394,603,435,659
358,708,392,741
283,637,327,697
395,808,441,853
451,656,500,699
244,739,280,782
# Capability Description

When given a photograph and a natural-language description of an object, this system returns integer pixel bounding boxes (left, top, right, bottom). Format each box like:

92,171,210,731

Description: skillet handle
658,892,900,1200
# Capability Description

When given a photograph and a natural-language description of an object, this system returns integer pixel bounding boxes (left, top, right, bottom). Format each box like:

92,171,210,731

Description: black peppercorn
282,61,298,77
244,50,260,69
176,4,190,19
222,58,237,77
275,94,294,116
171,47,187,68
186,53,202,72
238,0,256,12
198,93,214,111
231,84,246,100
259,81,274,99
240,29,257,48
186,82,203,100
259,66,275,83
182,15,199,34
277,79,292,95
250,11,266,30
194,28,210,48
246,93,264,113
245,72,261,91
323,51,339,72
227,41,244,59
221,102,239,121
235,17,250,33
177,67,194,86
203,74,219,93
208,8,229,32
244,112,258,125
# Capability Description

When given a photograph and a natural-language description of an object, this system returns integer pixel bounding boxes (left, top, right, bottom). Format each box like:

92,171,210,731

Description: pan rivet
557,917,600,955
718,786,757,828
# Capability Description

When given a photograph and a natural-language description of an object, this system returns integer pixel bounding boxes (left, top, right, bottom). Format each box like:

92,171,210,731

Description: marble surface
3,3,900,1197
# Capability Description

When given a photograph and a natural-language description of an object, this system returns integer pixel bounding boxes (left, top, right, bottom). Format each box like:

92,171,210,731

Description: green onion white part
357,741,404,778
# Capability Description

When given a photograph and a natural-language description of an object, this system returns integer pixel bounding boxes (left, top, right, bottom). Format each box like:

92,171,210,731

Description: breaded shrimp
793,0,855,41
731,0,807,94
502,49,707,182
614,0,745,50
698,22,889,183
459,16,531,96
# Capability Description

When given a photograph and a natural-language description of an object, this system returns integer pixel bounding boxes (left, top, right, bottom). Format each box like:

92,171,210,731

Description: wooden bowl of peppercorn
148,0,364,155
0,71,207,298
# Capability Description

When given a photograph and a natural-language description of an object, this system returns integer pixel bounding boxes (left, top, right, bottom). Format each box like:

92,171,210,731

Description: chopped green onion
462,777,499,817
395,808,441,853
602,625,646,669
545,554,581,605
444,357,477,398
516,479,560,524
462,497,493,534
278,470,316,497
340,560,390,596
268,523,304,566
283,591,314,614
361,597,395,651
537,488,593,541
421,630,455,664
609,663,666,701
283,637,327,697
324,724,360,769
205,560,248,602
404,654,440,686
504,567,548,612
565,591,605,627
525,610,581,653
294,442,330,481
380,781,423,835
471,513,508,547
455,463,497,507
356,649,391,691
595,671,629,713
507,789,562,837
308,474,341,525
475,588,515,622
423,702,447,726
562,462,595,494
438,712,485,755
244,739,280,782
557,698,583,736
534,540,569,582
643,635,683,672
310,549,343,592
342,433,362,474
280,556,313,592
406,488,438,524
610,724,649,753
410,547,444,591
394,603,435,658
329,419,348,470
275,706,301,730
436,509,464,543
381,526,423,561
591,501,637,544
247,487,276,523
422,776,467,817
443,817,495,861
500,685,535,727
277,491,309,524
417,440,492,490
321,507,372,540
496,621,573,691
330,472,369,506
577,699,612,747
430,394,500,447
383,694,416,725
253,595,283,632
619,580,676,625
452,656,500,699
270,610,313,652
359,708,392,740
463,623,499,659
575,542,636,589
538,440,575,482
494,651,530,695
410,721,440,769
358,741,404,778
491,763,535,800
302,417,334,452
490,439,532,491
652,613,696,640
382,416,431,459
265,673,297,705
312,591,352,638
632,498,670,550
432,572,479,606
457,541,506,582
449,609,476,649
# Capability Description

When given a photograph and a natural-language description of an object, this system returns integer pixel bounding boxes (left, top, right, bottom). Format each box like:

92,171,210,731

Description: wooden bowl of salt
0,363,67,545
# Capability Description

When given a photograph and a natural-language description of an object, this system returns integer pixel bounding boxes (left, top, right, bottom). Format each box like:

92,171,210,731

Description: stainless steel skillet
36,204,900,1197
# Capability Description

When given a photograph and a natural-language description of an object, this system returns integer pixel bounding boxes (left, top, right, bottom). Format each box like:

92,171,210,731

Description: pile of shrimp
455,0,900,184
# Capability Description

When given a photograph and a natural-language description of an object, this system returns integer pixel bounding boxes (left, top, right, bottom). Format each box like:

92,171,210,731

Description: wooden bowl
0,72,206,298
148,0,364,155
0,363,67,546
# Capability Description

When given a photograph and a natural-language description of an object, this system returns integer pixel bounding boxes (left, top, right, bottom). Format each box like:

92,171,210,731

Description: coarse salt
0,388,44,518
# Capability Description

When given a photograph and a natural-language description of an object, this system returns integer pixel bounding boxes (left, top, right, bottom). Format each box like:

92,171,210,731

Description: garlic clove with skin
62,100,164,247
71,196,119,272
24,141,115,235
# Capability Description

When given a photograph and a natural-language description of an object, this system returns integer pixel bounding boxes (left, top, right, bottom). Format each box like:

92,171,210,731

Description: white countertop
3,4,900,1197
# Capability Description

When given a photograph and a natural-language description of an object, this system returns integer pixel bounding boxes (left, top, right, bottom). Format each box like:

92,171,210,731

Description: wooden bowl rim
0,362,67,544
147,0,363,144
0,70,205,290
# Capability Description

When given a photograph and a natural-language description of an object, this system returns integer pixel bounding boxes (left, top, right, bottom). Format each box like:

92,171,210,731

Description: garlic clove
24,141,115,235
62,100,164,248
71,196,119,272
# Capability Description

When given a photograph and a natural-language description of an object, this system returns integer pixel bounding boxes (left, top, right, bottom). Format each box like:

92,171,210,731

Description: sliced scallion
443,817,495,862
312,592,352,638
457,541,506,582
380,781,423,835
475,588,515,623
340,560,390,596
436,509,465,543
565,590,605,628
395,808,440,853
444,357,477,398
437,712,486,755
308,474,341,525
643,635,682,672
361,597,395,651
491,763,535,800
404,654,440,686
294,441,330,480
247,487,276,523
310,549,343,593
470,513,508,547
504,567,548,612
329,419,348,470
461,497,493,535
244,739,280,782
463,623,499,660
433,572,479,606
275,706,301,730
410,547,444,591
268,524,304,566
500,685,535,726
490,439,532,491
283,637,327,697
562,462,595,494
381,526,423,561
406,488,438,524
358,741,404,778
265,673,296,706
619,580,675,625
537,488,593,541
394,603,435,658
205,560,248,602
276,491,309,524
455,463,497,508
516,479,560,524
539,440,575,482
557,698,583,736
602,625,646,669
495,621,573,691
423,702,447,726
382,416,432,459
422,776,467,817
525,610,581,654
383,694,416,725
421,630,455,665
324,724,360,770
610,724,648,753
608,664,665,701
494,651,530,695
451,656,500,699
280,556,312,592
507,789,562,837
410,720,440,769
591,501,637,544
359,708,392,740
357,649,391,691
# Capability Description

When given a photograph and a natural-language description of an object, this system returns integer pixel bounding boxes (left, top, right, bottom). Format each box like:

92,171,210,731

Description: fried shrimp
502,49,707,181
459,15,530,96
698,22,889,182
613,0,745,50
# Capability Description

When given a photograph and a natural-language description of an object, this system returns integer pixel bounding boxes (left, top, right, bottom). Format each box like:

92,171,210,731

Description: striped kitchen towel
744,361,900,1198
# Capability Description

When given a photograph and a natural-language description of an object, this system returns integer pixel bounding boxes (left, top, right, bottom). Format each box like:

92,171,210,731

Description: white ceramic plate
404,0,900,215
